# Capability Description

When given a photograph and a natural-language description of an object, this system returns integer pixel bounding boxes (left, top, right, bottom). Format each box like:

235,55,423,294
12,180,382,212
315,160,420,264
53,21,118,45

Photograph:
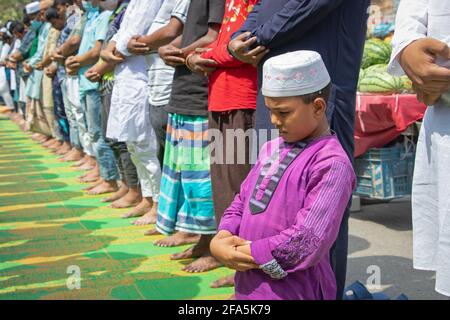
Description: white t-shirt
146,0,190,107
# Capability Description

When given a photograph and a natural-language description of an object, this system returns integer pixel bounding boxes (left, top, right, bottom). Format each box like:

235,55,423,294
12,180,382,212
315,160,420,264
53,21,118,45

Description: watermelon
364,64,389,73
361,38,392,69
358,63,413,93
358,70,405,93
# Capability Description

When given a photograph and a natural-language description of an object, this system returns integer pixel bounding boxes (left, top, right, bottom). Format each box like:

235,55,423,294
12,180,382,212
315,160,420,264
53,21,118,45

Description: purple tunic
218,135,355,300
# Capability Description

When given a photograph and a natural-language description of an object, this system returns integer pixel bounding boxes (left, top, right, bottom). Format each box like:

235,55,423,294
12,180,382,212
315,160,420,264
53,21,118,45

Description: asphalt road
346,197,448,300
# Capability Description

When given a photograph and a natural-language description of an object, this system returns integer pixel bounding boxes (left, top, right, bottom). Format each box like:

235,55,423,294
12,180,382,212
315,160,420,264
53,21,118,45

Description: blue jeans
53,77,70,142
61,78,81,149
81,90,119,181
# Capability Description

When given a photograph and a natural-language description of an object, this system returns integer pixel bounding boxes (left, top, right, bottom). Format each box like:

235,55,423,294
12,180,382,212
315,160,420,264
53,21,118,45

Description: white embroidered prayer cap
262,51,331,98
26,1,41,15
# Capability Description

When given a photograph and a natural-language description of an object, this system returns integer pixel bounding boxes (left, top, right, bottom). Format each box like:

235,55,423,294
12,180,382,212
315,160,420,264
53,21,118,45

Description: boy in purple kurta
210,51,356,300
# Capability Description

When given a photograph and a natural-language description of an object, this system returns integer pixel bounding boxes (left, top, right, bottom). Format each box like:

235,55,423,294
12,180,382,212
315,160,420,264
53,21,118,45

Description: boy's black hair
13,22,25,35
299,83,332,105
45,7,60,22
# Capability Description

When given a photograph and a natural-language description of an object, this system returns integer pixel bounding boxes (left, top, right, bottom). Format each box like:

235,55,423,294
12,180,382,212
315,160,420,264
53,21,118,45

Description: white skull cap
262,51,331,97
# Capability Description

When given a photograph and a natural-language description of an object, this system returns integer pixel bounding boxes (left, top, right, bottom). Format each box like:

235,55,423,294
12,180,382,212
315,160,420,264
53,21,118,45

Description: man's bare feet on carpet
183,254,222,273
109,187,142,208
31,133,46,142
86,180,118,195
72,155,89,167
121,197,152,219
82,179,103,191
43,138,58,148
49,141,62,151
168,237,221,272
102,183,128,203
132,201,158,226
169,235,221,273
154,232,200,247
170,235,211,260
78,170,100,183
60,148,83,162
76,159,96,171
210,275,235,288
144,228,161,236
55,143,71,155
37,135,49,143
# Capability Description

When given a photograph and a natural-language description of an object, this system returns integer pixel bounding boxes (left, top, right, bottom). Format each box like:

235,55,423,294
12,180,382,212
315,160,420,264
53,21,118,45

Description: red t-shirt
201,0,259,112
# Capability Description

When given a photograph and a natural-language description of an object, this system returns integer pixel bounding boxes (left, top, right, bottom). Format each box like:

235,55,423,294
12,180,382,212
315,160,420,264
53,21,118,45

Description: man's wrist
227,43,239,60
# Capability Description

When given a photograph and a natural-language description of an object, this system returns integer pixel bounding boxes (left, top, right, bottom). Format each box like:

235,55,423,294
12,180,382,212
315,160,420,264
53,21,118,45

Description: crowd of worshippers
0,0,371,300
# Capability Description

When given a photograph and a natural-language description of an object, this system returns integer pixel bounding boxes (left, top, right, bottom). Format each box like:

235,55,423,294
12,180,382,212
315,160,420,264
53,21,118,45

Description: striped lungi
156,113,216,235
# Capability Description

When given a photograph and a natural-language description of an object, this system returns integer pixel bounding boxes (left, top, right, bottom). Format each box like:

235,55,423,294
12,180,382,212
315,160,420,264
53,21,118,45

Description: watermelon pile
361,38,392,69
358,39,413,94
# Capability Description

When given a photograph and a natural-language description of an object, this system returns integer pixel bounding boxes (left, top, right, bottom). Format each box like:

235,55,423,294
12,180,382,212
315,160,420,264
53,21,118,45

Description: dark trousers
149,104,169,169
52,77,70,142
100,84,139,187
209,109,255,225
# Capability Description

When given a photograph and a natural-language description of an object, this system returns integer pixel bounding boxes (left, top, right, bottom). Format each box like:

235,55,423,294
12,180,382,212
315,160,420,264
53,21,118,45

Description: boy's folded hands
210,230,260,272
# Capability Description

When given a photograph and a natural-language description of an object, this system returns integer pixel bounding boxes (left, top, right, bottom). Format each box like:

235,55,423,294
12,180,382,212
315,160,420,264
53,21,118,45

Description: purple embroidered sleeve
271,225,321,270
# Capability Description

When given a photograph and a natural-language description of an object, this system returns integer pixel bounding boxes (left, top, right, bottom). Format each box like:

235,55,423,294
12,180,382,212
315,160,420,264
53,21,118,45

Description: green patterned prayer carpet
0,115,233,300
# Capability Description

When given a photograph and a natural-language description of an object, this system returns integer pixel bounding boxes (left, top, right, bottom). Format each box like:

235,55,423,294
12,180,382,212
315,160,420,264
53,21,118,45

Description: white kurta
0,43,14,109
106,0,164,143
389,0,450,297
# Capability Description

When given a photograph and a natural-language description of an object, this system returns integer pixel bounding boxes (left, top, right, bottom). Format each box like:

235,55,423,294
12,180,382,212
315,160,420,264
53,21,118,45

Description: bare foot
144,228,161,236
132,201,158,226
121,197,152,219
82,179,103,191
86,180,118,195
76,160,96,171
56,143,71,155
43,138,58,148
183,254,222,273
72,155,89,167
154,232,200,248
78,171,100,183
210,275,235,288
109,187,142,208
37,135,49,144
170,235,211,260
132,211,156,226
61,149,83,162
31,133,45,142
102,183,128,203
49,141,63,151
181,235,221,273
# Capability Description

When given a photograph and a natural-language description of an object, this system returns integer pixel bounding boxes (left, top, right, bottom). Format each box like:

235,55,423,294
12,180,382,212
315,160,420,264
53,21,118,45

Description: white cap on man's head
262,51,331,98
25,1,41,15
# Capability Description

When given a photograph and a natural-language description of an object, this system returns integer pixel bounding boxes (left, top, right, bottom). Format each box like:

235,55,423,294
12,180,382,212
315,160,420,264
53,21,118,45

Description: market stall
353,0,425,201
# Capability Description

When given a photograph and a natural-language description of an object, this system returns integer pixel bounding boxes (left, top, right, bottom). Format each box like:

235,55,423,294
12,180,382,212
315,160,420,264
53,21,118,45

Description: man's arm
137,16,184,51
180,24,221,58
388,0,429,76
248,0,345,49
69,40,103,69
388,0,450,105
114,0,165,57
59,35,82,57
